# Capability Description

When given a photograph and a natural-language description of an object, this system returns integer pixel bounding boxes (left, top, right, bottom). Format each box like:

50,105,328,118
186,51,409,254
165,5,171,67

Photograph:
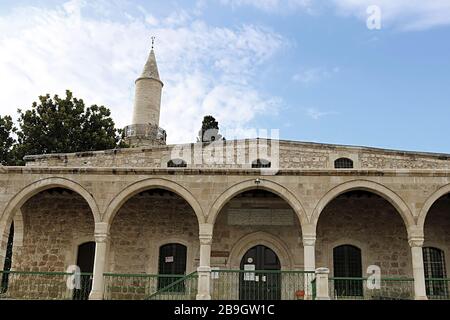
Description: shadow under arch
206,179,308,234
102,178,205,231
1,177,101,230
417,183,450,231
0,177,100,268
311,179,415,233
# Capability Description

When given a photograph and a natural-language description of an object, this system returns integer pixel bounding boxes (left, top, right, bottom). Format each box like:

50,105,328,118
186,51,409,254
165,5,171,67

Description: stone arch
206,179,308,233
0,177,100,268
228,232,294,270
311,179,414,232
1,177,101,232
103,178,205,231
417,183,450,231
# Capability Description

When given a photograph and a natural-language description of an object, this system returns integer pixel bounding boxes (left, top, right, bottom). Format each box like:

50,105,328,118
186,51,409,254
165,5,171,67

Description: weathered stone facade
1,46,449,300
316,194,412,277
12,191,94,272
0,151,449,300
109,192,200,275
23,139,450,170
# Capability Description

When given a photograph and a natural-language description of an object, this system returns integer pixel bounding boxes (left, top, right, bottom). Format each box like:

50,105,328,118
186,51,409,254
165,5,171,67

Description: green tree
0,115,16,165
14,90,127,164
197,115,224,143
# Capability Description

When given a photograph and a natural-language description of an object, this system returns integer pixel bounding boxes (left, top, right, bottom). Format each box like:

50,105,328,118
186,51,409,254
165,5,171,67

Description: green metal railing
3,270,449,301
426,278,450,300
103,272,198,300
147,272,198,300
210,270,315,300
311,278,316,300
329,277,415,300
0,270,92,300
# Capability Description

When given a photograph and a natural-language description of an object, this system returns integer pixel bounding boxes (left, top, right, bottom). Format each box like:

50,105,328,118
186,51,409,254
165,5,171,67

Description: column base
414,295,428,300
196,293,212,300
89,290,104,300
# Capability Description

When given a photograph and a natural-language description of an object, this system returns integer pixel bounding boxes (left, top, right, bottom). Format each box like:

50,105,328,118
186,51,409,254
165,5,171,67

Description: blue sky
0,0,449,153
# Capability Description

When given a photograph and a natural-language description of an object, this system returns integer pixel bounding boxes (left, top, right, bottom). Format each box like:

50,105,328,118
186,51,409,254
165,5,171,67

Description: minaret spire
138,37,163,84
124,38,166,147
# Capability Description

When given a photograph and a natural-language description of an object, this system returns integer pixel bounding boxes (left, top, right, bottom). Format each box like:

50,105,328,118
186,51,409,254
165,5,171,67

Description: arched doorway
73,241,95,300
239,245,281,300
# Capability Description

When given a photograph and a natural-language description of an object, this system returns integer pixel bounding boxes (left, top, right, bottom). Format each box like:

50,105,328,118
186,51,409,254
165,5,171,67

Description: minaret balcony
123,123,167,146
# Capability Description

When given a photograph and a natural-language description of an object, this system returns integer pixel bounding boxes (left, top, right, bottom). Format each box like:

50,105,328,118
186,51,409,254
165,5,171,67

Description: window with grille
423,247,449,299
158,243,187,291
252,159,271,168
333,245,363,297
167,159,187,168
334,158,354,169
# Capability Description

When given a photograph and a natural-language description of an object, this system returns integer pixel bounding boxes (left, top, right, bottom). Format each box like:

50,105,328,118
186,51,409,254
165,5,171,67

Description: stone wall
4,191,94,299
12,191,95,272
105,192,200,299
2,182,448,300
109,192,200,275
23,139,450,170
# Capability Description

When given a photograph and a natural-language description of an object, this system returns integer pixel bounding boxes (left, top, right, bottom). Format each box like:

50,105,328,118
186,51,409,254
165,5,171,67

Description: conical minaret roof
138,49,163,85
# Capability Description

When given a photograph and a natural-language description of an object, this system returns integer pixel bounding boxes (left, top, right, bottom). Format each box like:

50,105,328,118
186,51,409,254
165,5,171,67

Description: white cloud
220,0,450,30
0,1,285,145
306,108,337,120
333,0,450,30
220,0,315,13
292,66,339,84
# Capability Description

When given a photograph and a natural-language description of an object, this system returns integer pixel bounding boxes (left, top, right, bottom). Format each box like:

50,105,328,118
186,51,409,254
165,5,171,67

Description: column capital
199,223,214,236
94,222,110,234
94,233,110,243
302,234,316,246
407,225,424,239
199,223,213,245
408,237,424,248
199,234,213,245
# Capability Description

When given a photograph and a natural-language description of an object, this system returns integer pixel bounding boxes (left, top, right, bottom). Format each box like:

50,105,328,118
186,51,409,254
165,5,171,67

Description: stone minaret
124,39,166,147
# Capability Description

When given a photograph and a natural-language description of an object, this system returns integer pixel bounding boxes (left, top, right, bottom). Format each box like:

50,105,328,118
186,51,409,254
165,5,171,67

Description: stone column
409,237,428,300
303,234,316,299
89,222,110,300
315,268,330,300
196,223,213,300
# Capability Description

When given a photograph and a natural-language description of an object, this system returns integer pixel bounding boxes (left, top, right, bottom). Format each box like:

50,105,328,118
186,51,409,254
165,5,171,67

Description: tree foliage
197,115,224,143
4,90,127,165
0,115,16,165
